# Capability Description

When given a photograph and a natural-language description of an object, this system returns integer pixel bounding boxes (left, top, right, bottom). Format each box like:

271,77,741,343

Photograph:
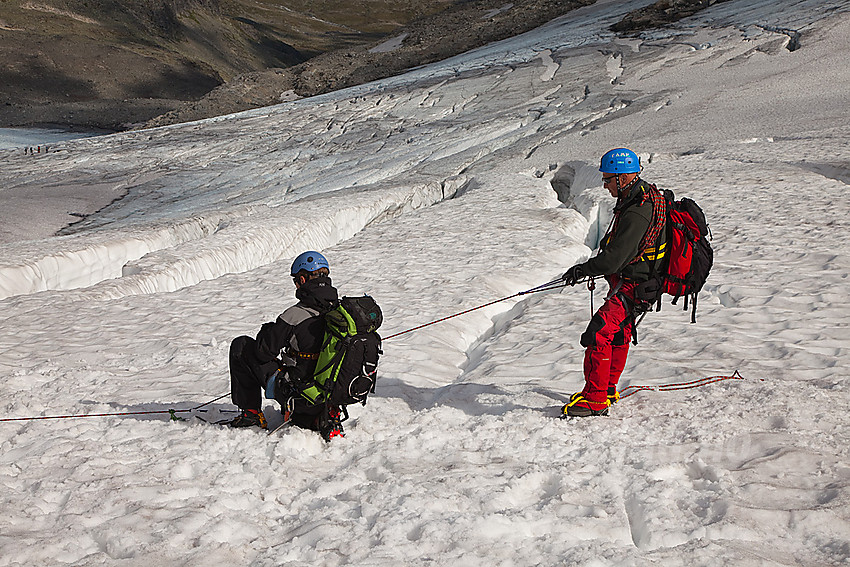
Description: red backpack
638,189,713,322
659,190,713,321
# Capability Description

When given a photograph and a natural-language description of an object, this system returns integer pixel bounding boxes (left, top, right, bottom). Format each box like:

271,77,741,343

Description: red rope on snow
617,370,749,400
0,278,746,424
0,280,572,424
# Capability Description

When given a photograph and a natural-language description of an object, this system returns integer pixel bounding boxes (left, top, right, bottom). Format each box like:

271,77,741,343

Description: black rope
0,392,231,423
383,277,568,340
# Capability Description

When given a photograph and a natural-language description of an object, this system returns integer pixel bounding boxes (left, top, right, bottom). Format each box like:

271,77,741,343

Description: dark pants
230,336,324,429
230,335,279,411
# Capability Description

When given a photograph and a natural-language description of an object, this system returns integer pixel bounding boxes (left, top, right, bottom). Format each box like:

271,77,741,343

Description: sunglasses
602,175,617,184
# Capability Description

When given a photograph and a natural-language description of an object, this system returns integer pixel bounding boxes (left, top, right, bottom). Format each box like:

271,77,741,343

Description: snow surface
2,0,850,565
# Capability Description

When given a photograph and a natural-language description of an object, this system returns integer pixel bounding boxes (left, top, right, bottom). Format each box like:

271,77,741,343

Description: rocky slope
0,0,460,130
1,0,726,131
144,0,598,128
612,0,732,32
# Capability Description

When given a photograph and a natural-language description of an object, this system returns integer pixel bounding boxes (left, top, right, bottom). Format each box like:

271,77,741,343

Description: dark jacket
254,276,338,384
580,178,665,283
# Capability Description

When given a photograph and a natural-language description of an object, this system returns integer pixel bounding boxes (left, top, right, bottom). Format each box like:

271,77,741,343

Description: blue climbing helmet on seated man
290,251,330,275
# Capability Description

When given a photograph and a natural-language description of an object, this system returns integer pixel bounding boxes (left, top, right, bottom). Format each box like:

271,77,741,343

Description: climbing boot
317,405,345,442
561,392,609,418
227,409,268,429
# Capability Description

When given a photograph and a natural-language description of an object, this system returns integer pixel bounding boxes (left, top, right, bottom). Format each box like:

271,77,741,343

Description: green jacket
580,179,665,283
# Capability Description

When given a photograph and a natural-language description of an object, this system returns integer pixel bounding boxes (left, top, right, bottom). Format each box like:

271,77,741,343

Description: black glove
562,264,585,286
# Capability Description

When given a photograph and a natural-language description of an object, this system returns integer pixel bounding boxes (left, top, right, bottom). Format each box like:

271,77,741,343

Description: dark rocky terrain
0,0,726,131
611,0,731,32
0,0,463,129
144,0,598,128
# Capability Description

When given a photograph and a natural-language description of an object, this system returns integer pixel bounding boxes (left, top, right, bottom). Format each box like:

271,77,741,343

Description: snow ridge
0,178,468,300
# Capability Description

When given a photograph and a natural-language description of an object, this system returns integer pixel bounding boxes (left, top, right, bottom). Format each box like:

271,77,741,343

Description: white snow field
1,0,849,565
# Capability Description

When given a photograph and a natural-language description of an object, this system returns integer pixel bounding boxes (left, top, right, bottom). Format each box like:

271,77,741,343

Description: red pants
579,280,636,404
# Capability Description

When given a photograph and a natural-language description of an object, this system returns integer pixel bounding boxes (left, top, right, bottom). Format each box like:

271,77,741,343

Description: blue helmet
290,251,329,276
599,148,640,174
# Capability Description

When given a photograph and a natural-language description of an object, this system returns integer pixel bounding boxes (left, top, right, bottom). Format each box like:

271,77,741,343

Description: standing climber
561,148,667,417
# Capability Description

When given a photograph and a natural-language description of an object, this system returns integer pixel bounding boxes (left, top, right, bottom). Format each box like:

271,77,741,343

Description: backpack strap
641,187,674,311
313,336,350,387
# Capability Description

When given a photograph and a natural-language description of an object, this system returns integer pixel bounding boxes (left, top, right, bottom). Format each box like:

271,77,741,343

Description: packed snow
1,0,849,565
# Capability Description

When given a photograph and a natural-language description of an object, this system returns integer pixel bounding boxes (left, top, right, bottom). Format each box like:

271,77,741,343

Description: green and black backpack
299,295,382,407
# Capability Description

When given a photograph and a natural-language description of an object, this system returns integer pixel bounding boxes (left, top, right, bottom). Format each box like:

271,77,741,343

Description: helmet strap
616,174,639,198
